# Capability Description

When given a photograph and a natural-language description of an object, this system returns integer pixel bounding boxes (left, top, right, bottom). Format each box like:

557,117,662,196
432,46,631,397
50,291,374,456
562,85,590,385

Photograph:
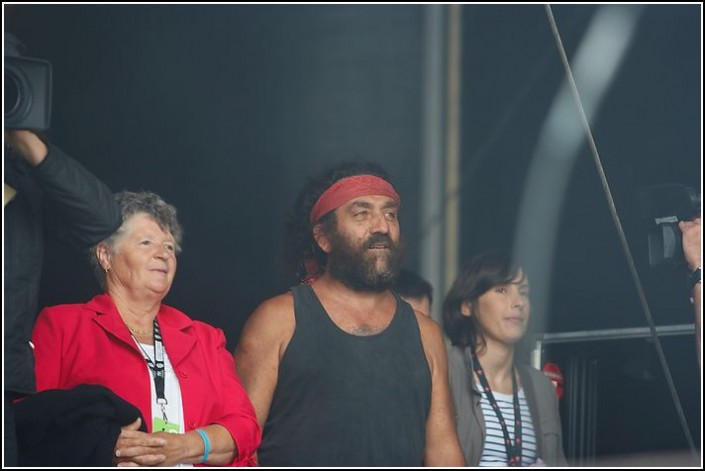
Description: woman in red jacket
32,191,260,467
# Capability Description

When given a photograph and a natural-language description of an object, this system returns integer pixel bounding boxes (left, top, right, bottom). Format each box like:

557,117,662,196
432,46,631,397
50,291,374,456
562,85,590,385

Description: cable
544,3,696,457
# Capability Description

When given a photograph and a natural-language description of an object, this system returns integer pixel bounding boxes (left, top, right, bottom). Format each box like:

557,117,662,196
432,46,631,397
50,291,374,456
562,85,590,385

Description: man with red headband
234,162,465,466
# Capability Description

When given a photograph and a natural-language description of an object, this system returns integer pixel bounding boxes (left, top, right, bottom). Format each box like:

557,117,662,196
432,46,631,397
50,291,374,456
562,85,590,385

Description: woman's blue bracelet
195,428,210,463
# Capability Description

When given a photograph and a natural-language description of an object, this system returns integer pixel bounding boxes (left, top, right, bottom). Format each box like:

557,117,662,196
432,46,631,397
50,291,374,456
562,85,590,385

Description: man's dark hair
284,161,393,282
394,269,433,305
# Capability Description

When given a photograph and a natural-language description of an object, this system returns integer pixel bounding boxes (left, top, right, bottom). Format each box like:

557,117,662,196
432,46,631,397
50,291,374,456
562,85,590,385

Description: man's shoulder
412,308,442,337
238,290,296,351
256,290,295,316
243,291,296,332
409,308,449,372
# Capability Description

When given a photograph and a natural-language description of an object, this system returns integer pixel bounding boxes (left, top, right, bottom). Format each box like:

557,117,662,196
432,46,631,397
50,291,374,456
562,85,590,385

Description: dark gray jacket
448,345,568,466
4,143,120,395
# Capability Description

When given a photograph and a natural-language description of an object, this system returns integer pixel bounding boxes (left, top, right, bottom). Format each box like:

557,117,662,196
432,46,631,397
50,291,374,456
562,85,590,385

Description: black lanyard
471,353,522,466
133,318,168,422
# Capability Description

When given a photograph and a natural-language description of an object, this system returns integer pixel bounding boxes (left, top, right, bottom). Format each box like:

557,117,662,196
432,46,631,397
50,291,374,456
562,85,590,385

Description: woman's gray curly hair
89,191,183,289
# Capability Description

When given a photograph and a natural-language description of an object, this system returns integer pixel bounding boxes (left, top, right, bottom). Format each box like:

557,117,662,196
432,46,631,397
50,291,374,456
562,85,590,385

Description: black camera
4,34,52,131
637,184,701,266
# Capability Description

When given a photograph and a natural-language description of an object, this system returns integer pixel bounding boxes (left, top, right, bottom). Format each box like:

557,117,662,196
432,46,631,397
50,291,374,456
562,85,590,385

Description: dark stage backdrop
4,4,701,463
457,5,701,462
456,5,701,461
6,5,425,346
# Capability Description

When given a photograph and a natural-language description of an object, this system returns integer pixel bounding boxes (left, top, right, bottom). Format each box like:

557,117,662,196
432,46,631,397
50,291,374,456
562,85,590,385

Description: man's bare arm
416,313,466,467
233,293,296,431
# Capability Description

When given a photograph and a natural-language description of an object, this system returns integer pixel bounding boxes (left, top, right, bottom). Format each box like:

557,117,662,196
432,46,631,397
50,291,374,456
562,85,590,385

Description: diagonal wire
544,3,696,457
419,7,588,241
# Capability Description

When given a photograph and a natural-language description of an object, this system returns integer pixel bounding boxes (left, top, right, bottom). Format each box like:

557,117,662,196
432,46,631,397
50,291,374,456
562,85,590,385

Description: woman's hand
115,421,236,466
146,431,203,467
114,418,167,467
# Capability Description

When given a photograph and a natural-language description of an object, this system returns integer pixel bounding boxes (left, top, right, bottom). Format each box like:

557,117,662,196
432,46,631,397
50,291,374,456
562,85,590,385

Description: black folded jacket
15,384,146,467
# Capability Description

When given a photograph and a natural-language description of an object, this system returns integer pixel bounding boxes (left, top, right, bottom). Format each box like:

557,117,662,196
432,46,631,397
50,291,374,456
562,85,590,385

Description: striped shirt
478,387,537,467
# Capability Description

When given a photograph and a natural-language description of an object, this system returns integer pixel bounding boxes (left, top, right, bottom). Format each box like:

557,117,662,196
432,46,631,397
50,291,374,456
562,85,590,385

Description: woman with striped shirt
442,250,567,467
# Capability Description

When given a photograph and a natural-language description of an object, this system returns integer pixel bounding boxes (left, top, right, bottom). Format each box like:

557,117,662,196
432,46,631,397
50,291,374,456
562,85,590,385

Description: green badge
153,417,180,434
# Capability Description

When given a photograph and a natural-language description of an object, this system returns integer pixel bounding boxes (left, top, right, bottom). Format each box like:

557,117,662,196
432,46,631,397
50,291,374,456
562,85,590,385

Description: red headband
309,175,400,224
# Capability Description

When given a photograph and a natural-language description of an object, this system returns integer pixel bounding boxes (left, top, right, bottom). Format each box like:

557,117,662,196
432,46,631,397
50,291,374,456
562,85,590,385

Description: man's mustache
364,234,395,249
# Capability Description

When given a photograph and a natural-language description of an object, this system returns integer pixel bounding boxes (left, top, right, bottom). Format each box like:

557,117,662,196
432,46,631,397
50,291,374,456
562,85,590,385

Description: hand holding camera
678,218,701,273
638,184,701,266
5,129,48,166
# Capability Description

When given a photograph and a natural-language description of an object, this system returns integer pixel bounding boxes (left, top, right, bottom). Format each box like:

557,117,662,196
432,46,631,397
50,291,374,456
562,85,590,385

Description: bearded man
234,162,464,467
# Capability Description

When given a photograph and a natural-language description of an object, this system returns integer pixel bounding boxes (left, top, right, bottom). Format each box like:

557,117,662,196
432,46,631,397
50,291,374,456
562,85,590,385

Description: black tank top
258,284,432,467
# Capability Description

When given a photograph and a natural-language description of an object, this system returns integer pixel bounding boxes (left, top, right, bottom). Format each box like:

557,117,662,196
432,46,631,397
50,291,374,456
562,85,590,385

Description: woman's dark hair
283,161,392,282
442,249,524,352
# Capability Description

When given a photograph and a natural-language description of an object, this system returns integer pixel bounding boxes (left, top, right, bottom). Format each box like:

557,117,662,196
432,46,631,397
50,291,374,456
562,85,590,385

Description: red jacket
32,294,260,466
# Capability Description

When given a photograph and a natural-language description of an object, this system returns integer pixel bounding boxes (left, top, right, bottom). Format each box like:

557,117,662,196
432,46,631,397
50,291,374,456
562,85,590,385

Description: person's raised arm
5,130,48,166
5,129,120,246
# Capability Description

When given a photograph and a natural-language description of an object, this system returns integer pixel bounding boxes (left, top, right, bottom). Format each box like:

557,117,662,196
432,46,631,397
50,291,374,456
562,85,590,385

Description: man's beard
326,229,405,292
